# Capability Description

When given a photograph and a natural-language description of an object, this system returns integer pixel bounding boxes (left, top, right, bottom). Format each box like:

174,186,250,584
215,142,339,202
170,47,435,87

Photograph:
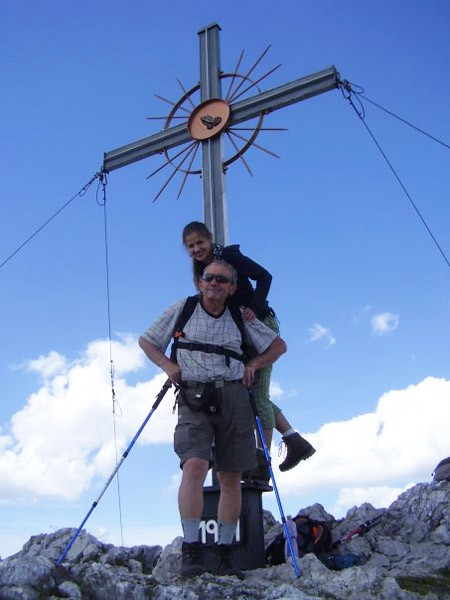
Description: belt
180,379,240,389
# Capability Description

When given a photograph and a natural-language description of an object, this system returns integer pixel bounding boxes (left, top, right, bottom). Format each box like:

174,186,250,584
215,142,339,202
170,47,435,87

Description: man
139,260,286,577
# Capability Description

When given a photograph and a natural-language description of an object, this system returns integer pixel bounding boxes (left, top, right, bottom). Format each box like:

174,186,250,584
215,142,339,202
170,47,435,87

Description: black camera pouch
179,384,221,416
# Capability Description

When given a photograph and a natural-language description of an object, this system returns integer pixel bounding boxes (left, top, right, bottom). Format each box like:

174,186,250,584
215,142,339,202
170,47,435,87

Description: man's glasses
201,273,233,284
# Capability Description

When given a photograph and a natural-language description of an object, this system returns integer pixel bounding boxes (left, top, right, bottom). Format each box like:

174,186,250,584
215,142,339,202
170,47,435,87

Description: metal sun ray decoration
145,44,287,202
103,24,338,244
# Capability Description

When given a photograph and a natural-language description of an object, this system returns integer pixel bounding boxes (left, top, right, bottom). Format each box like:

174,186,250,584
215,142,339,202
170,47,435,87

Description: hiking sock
218,520,237,545
181,518,201,543
281,428,296,439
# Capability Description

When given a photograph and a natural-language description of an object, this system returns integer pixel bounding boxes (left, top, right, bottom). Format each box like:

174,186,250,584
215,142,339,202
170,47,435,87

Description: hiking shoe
242,449,270,484
213,544,244,579
181,541,207,577
279,433,316,472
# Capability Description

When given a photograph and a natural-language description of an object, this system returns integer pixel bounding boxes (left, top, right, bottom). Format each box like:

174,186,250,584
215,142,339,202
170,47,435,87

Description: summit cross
103,23,339,245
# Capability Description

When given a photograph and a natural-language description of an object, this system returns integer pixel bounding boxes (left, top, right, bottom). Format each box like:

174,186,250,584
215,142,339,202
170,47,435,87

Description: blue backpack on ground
266,515,366,570
266,515,334,568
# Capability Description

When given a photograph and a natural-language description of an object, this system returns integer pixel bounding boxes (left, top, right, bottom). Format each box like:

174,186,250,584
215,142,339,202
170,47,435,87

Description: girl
182,221,315,476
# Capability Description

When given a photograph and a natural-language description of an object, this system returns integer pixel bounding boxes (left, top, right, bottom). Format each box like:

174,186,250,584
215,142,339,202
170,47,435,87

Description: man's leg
212,382,255,578
215,470,244,578
178,456,209,576
216,471,242,526
179,457,210,521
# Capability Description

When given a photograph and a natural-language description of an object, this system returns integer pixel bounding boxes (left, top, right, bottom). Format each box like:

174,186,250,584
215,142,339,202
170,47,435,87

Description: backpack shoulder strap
227,301,258,363
170,296,251,365
174,295,246,343
170,295,200,362
226,301,246,340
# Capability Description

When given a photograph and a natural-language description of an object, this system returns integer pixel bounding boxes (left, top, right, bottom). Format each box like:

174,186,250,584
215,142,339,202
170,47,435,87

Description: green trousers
251,312,281,429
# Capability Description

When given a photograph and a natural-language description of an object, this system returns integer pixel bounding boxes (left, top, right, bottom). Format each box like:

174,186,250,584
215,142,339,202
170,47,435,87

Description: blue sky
1,0,449,559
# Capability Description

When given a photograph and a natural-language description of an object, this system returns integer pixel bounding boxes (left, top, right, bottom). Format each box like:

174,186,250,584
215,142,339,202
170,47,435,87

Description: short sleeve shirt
140,298,277,382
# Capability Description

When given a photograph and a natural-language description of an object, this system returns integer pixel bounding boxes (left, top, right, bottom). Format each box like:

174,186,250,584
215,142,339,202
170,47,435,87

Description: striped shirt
141,298,277,382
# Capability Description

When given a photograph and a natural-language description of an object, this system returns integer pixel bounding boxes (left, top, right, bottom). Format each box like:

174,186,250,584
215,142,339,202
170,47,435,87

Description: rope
0,171,102,271
96,171,125,546
339,79,450,271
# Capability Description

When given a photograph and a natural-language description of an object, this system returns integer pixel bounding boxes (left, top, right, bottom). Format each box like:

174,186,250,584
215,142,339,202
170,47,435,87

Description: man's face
198,264,236,304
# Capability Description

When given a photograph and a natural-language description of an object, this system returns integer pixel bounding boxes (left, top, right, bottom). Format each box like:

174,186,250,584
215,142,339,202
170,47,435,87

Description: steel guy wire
340,80,450,272
360,94,450,150
0,171,102,271
97,170,125,546
341,80,450,150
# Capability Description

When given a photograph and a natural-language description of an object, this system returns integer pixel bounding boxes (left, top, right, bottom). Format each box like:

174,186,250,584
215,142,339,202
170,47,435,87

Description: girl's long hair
182,221,214,288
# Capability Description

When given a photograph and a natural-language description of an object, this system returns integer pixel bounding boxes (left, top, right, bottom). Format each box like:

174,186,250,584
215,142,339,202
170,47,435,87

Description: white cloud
331,484,413,518
371,312,399,335
0,336,177,503
306,323,336,347
163,472,182,495
22,350,68,379
275,376,450,512
269,380,283,398
2,335,449,532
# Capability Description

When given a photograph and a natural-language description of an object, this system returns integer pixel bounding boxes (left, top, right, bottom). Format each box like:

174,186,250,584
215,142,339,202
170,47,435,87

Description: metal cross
103,23,339,245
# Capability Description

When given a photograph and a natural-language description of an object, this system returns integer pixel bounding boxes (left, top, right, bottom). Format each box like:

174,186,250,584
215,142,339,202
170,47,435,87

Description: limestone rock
0,480,449,599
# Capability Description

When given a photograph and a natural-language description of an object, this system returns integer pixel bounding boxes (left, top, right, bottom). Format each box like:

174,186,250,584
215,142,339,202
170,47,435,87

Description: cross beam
103,24,339,244
103,66,338,172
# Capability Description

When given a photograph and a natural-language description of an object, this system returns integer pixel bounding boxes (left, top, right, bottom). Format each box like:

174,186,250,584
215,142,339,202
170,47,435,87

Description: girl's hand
241,307,256,321
242,364,256,387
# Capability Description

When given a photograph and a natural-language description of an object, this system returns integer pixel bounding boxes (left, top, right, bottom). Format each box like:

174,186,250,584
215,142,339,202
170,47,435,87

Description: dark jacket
211,244,273,319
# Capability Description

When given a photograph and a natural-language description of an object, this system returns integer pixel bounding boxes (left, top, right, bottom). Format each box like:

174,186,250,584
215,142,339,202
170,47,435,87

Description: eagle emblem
200,115,222,129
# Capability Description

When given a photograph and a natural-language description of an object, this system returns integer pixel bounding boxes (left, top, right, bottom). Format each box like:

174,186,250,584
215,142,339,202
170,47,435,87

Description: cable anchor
338,78,365,120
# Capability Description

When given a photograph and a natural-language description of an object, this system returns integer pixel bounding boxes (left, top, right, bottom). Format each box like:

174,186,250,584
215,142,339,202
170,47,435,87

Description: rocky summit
0,480,449,599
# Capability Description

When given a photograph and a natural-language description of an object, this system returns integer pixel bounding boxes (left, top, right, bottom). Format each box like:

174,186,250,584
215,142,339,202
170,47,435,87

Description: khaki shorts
174,381,257,473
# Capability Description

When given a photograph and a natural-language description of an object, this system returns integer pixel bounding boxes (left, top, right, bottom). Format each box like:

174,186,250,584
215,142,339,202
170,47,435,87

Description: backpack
170,294,257,365
432,457,450,482
266,515,333,568
266,515,367,571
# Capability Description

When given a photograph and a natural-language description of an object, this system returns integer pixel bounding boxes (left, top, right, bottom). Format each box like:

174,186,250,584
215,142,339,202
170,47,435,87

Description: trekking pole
331,514,383,549
248,388,301,578
56,378,172,566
